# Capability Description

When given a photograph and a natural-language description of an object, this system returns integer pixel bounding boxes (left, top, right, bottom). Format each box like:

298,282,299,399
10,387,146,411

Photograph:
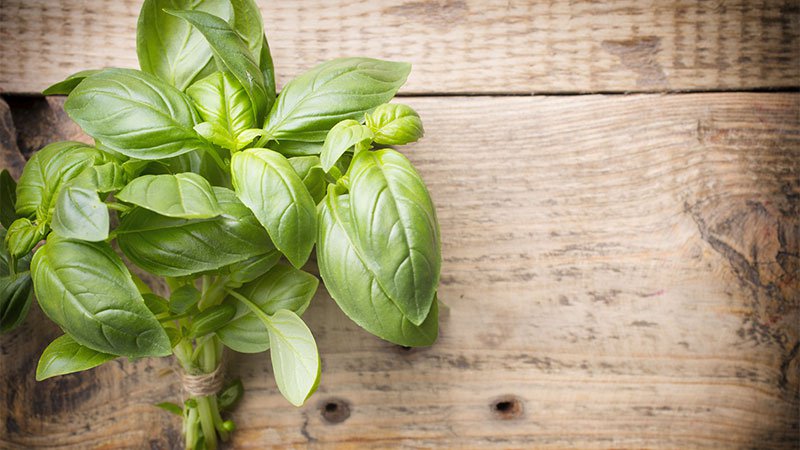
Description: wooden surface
1,1,799,449
1,0,799,94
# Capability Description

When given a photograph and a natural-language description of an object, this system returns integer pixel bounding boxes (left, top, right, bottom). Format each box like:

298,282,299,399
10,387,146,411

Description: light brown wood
1,0,799,95
1,93,797,449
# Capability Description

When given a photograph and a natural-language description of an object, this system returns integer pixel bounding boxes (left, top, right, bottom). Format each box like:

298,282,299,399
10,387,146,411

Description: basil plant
0,0,440,448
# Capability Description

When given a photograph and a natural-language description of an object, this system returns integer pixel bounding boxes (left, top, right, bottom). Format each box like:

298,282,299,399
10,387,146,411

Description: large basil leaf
320,120,373,172
267,309,320,406
42,69,101,96
166,9,268,124
136,0,233,91
36,334,116,381
65,68,212,160
317,192,438,346
116,173,221,219
1,170,18,229
288,156,327,204
231,148,317,268
31,235,171,358
217,264,318,353
51,180,109,242
187,72,257,150
345,150,440,325
117,187,274,277
0,271,34,333
15,141,105,220
261,58,410,143
365,103,424,145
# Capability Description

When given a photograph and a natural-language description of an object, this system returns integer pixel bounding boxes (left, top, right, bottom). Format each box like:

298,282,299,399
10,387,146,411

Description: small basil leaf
5,218,45,258
194,122,237,150
65,68,213,160
165,9,268,124
365,103,424,145
289,156,327,204
266,309,320,406
317,192,438,346
86,163,128,194
220,251,281,288
117,173,222,219
0,271,34,333
136,0,233,91
15,141,105,220
345,149,440,325
51,180,109,242
269,141,323,157
231,148,317,268
170,285,201,314
189,303,236,338
217,264,318,353
143,293,170,315
1,170,18,229
320,120,374,172
117,187,274,277
217,379,244,411
155,402,184,416
187,72,255,150
31,235,172,358
35,334,116,381
42,69,101,96
262,58,410,143
257,35,276,110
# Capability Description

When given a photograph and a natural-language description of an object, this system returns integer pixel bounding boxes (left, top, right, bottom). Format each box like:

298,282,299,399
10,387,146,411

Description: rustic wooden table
1,1,798,448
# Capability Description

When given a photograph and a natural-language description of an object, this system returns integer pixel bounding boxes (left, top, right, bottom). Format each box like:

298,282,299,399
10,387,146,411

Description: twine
180,360,226,397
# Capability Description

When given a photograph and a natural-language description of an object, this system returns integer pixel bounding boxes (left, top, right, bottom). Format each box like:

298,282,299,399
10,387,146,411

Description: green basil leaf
217,379,244,411
1,170,18,229
148,150,230,188
365,103,424,145
187,72,257,151
344,149,440,325
31,235,172,357
194,122,237,151
266,309,320,406
36,334,116,381
155,402,184,416
289,156,327,204
5,218,45,258
117,173,222,219
117,187,274,277
317,192,438,346
42,69,101,96
143,293,170,315
320,120,373,172
220,251,281,288
136,0,233,91
51,180,109,242
231,148,317,268
269,141,323,157
165,9,268,124
217,263,318,353
65,68,212,160
189,303,236,338
85,162,128,194
0,271,34,333
258,35,276,110
169,285,201,314
15,141,104,220
262,58,410,143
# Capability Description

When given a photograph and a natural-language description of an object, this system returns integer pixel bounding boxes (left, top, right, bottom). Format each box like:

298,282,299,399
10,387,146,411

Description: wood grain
1,0,799,95
1,93,797,449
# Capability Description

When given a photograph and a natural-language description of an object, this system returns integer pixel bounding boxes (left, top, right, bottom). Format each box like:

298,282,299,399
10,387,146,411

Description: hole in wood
319,398,350,424
491,395,523,420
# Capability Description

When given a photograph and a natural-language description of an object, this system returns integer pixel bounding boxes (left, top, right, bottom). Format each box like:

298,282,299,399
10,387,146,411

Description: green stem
254,130,273,148
225,289,272,326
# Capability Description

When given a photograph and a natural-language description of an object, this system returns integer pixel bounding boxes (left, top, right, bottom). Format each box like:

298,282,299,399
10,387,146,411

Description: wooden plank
1,93,797,448
1,0,799,95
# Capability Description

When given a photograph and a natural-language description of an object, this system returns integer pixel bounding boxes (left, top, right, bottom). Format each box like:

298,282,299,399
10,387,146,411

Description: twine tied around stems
181,362,225,397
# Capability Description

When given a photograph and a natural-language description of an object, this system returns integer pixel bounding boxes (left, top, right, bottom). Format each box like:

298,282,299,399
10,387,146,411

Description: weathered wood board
1,0,799,94
1,94,797,449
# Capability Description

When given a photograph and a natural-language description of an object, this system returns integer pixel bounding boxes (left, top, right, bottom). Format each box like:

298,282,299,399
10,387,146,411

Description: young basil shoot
0,1,440,448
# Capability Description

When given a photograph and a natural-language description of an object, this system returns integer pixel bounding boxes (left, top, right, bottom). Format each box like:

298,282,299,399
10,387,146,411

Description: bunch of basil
0,0,440,448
